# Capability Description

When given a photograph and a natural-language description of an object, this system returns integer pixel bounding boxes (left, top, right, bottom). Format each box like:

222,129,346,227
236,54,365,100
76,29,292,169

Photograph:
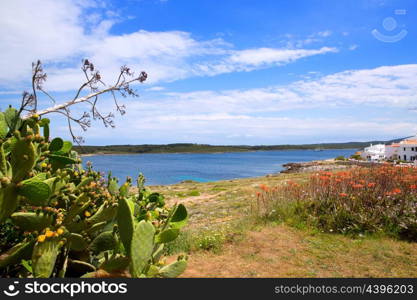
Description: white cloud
226,47,337,68
349,44,359,51
145,86,166,92
0,0,338,92
285,30,334,48
157,64,417,114
49,64,417,144
317,30,332,38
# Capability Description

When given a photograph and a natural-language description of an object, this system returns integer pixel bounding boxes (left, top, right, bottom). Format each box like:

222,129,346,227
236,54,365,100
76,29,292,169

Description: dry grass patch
181,224,417,278
149,173,308,229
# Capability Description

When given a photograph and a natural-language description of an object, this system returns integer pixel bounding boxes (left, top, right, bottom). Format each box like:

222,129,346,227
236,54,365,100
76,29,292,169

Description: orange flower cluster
253,165,417,239
255,165,417,216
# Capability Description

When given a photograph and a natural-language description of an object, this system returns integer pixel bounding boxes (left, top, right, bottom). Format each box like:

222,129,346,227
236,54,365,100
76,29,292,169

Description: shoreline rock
280,159,393,174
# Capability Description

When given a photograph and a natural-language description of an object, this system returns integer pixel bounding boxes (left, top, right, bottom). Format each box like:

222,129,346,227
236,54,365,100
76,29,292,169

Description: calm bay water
83,149,356,185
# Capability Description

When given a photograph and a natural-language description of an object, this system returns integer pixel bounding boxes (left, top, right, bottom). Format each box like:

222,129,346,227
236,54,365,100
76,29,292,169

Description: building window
404,155,407,161
404,147,406,151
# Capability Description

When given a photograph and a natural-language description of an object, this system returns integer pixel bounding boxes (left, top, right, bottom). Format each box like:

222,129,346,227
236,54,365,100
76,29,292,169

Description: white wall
398,144,417,161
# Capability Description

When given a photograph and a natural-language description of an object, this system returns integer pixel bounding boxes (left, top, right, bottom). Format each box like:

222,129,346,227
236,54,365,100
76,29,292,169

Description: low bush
253,166,417,241
350,154,362,160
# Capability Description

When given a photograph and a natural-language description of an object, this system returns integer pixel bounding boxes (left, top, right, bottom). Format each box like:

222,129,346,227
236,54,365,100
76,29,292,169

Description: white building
359,136,417,162
398,138,417,162
361,144,386,161
385,143,400,160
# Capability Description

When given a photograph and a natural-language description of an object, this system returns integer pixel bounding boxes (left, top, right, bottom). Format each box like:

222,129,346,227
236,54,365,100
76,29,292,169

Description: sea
82,149,356,185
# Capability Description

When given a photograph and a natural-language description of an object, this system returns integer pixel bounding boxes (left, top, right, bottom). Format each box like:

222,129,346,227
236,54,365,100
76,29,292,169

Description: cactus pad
0,184,19,222
170,204,188,229
117,197,134,255
159,259,187,278
11,212,54,231
155,228,180,244
130,220,155,277
0,241,34,269
69,233,89,251
32,238,63,278
49,138,64,152
10,138,36,182
17,179,51,206
89,231,117,254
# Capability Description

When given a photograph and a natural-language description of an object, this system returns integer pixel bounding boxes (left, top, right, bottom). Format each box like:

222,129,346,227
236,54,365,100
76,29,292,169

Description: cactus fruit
130,220,155,277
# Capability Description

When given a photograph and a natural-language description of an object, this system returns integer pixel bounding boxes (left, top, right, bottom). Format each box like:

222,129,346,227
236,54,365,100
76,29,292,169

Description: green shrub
188,190,200,197
350,154,362,160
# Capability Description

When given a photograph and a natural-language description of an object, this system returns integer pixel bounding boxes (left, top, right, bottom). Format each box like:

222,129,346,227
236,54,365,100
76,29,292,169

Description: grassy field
149,171,417,277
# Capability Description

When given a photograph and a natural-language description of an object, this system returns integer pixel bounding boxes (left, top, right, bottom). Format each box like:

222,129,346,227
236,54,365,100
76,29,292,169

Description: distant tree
16,60,147,143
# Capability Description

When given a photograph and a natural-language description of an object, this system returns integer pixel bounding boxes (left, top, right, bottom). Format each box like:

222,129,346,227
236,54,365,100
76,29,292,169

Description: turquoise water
83,149,356,185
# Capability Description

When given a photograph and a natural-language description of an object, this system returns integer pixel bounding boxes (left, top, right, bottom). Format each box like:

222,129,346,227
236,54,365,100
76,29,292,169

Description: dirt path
181,225,417,278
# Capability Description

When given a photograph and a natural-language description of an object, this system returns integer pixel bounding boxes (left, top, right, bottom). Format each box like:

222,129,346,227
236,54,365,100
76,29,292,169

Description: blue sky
0,0,416,145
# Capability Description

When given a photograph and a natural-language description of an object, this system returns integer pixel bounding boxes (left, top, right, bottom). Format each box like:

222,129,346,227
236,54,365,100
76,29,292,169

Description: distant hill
73,137,410,155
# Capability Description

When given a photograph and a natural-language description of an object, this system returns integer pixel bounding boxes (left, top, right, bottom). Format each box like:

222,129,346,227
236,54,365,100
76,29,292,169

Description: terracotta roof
388,143,400,147
400,140,417,145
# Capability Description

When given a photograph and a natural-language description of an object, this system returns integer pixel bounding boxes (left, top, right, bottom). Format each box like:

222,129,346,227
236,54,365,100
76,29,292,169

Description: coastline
79,148,358,157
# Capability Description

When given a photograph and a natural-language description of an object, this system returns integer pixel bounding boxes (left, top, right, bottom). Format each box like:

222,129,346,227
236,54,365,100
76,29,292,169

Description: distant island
74,138,405,155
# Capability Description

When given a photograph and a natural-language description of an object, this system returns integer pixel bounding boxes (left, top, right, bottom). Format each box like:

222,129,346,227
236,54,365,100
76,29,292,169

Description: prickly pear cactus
32,234,63,278
0,107,188,278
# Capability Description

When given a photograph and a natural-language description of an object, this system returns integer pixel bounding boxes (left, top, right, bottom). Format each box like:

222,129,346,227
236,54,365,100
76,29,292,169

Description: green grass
164,219,251,255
